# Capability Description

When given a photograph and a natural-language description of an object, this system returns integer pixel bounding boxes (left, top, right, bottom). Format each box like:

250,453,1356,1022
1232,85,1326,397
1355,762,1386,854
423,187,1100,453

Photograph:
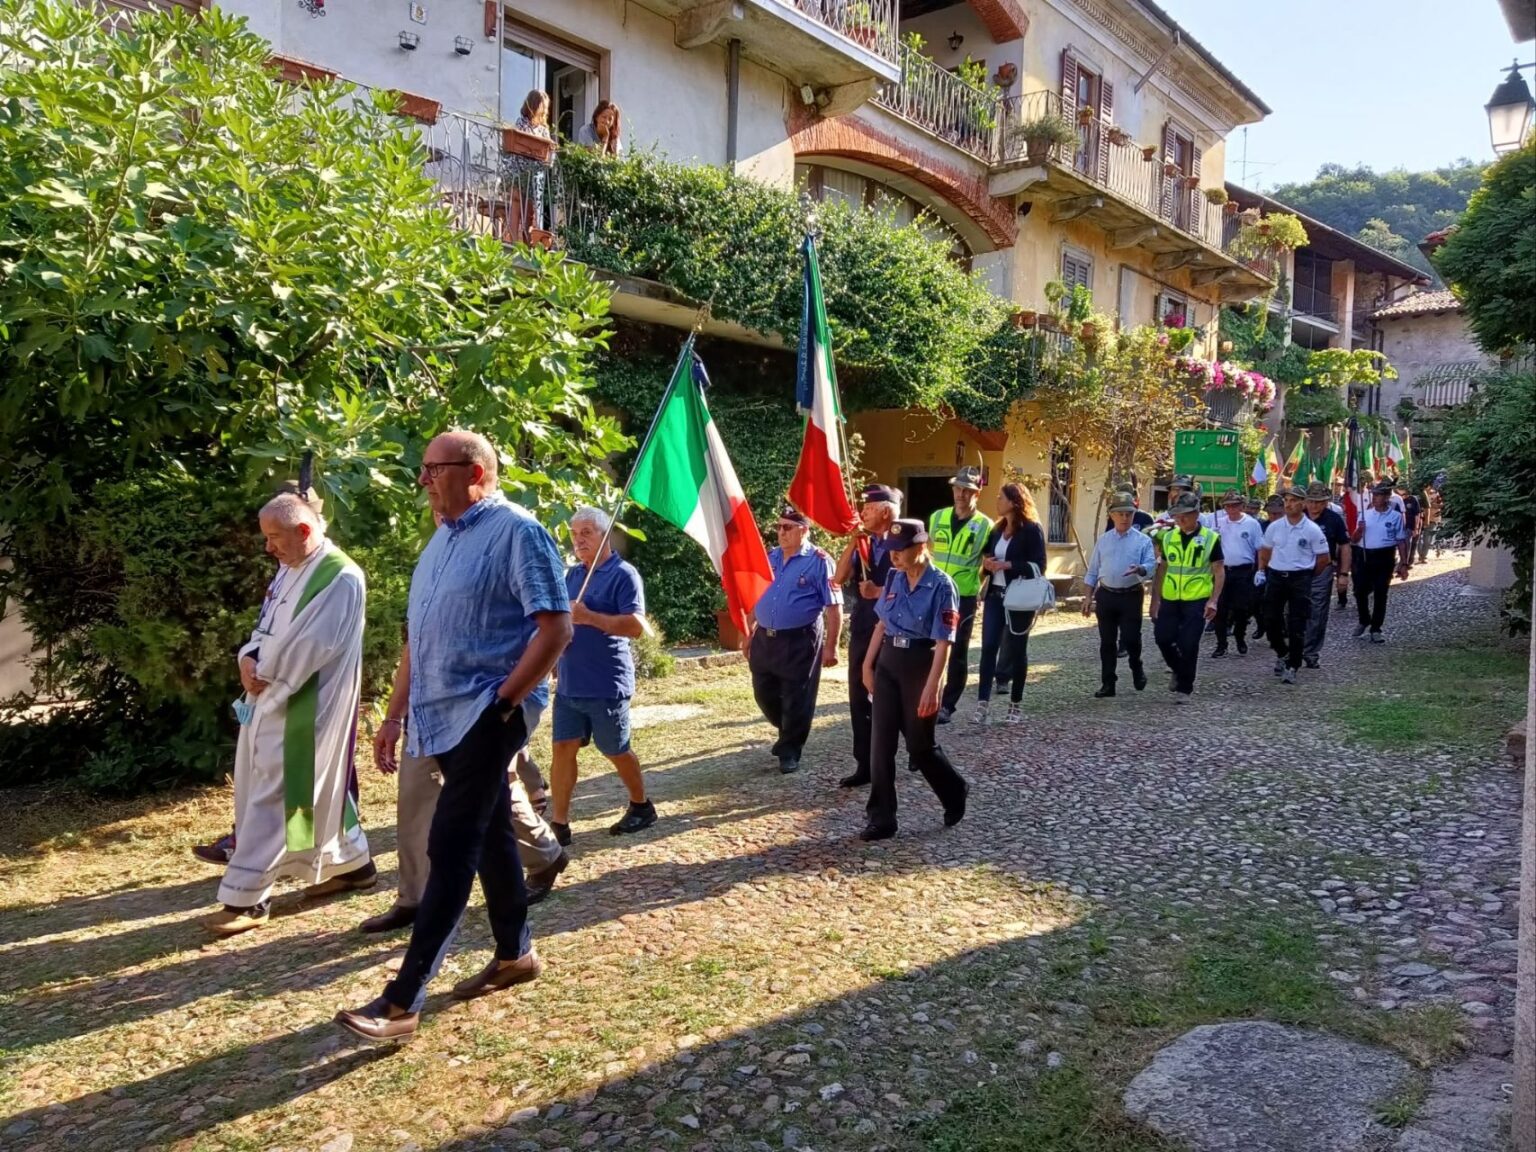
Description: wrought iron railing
412,111,605,250
872,43,1000,159
1292,282,1339,323
788,0,899,63
997,90,1234,252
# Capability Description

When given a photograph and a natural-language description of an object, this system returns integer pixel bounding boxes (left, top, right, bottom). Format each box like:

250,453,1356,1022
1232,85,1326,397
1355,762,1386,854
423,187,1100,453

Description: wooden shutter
1061,50,1079,122
1062,250,1092,292
1159,120,1177,221
1096,79,1114,184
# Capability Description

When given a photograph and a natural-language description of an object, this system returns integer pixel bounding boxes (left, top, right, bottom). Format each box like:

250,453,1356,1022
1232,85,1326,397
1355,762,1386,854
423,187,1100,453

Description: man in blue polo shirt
746,504,841,775
549,506,656,845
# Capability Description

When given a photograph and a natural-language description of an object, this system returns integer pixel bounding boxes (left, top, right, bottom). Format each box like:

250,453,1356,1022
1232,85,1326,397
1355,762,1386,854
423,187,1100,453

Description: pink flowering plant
1177,357,1275,409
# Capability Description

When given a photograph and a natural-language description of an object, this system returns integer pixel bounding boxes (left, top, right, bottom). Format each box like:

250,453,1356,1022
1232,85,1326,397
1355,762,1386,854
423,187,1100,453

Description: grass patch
917,1066,1176,1152
1374,1073,1428,1128
1328,638,1525,749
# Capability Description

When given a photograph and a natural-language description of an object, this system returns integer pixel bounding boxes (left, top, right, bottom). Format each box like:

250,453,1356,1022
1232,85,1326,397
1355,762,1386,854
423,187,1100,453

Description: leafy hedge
0,0,622,790
557,148,1033,426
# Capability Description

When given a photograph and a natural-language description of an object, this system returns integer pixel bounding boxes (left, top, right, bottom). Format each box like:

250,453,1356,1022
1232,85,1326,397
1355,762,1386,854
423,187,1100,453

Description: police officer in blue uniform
832,484,900,789
860,519,968,841
746,505,841,774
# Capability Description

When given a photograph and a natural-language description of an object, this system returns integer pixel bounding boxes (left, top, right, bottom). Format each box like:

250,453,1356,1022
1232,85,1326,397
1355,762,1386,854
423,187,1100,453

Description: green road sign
1173,429,1242,485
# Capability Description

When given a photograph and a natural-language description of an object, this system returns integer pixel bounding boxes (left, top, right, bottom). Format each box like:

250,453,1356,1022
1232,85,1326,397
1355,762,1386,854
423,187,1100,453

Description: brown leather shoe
303,860,378,899
334,996,418,1042
202,902,269,935
451,949,543,1000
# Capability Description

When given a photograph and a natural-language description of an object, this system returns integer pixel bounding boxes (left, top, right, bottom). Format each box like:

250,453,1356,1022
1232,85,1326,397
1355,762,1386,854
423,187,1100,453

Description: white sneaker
972,701,990,725
1004,703,1023,725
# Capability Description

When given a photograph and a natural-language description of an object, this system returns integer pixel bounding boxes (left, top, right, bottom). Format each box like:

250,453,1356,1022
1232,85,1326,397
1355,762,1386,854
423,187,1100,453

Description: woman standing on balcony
972,482,1047,726
507,89,555,234
575,101,623,156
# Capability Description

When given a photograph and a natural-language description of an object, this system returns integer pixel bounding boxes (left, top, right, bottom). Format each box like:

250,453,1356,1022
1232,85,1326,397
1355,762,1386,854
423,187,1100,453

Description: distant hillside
1267,160,1488,282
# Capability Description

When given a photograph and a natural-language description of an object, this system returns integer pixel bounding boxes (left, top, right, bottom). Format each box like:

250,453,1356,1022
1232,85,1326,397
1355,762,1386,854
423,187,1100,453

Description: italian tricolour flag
789,235,857,533
628,343,773,635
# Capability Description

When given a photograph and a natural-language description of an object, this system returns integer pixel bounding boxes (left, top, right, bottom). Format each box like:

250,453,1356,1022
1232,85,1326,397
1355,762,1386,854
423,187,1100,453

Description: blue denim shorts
552,695,632,756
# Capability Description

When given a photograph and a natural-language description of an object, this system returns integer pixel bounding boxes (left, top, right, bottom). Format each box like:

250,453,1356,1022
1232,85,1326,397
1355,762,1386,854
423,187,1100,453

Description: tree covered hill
1268,160,1488,281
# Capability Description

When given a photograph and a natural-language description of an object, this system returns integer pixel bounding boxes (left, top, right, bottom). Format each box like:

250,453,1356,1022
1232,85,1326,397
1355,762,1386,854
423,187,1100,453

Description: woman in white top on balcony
575,101,623,156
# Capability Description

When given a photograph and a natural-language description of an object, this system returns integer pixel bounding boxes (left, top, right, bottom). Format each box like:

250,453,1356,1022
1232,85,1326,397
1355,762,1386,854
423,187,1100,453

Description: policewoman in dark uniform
859,519,968,842
746,505,841,775
832,484,900,789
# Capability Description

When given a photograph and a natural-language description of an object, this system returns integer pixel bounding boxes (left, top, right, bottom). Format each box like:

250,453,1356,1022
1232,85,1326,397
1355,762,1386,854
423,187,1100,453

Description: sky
1153,0,1530,189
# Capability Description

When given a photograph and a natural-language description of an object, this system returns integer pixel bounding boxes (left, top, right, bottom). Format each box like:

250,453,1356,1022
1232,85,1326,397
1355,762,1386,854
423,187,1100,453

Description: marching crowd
192,429,1429,1043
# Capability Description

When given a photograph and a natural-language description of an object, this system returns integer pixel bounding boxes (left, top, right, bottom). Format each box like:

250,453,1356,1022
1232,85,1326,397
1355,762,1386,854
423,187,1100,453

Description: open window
1156,290,1190,329
1062,50,1114,183
501,18,600,140
1047,441,1075,545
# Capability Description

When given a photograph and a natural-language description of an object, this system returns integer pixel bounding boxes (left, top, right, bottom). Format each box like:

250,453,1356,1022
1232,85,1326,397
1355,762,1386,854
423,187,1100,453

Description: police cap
860,483,901,506
887,518,929,548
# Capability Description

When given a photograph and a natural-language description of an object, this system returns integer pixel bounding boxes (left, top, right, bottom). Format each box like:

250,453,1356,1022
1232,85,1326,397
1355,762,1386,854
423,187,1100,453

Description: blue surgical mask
232,696,255,726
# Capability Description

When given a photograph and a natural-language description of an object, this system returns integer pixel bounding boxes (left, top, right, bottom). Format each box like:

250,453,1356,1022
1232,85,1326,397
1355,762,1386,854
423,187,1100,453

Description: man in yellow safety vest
1150,491,1225,703
928,466,993,724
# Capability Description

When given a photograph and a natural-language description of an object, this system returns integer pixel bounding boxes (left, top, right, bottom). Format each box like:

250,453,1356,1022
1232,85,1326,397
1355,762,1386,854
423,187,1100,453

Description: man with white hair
832,484,901,789
548,506,656,843
205,492,375,933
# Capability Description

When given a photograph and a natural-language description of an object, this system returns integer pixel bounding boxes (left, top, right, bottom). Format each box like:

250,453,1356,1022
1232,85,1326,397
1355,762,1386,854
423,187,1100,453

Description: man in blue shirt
1082,490,1156,697
860,518,967,841
549,506,656,845
832,484,899,789
1351,481,1410,643
746,505,841,775
337,429,572,1043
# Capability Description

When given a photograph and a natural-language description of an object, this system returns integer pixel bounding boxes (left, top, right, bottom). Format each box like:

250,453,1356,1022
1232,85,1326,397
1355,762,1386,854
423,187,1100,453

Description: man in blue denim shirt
336,430,572,1042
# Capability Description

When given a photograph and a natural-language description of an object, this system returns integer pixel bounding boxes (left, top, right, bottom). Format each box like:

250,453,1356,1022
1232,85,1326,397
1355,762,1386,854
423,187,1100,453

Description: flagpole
573,333,697,605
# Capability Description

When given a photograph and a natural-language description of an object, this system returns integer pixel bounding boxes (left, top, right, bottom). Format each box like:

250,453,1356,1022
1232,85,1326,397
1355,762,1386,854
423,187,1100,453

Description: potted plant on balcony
1162,160,1180,178
1181,174,1201,191
502,123,556,164
1075,104,1095,125
1106,125,1131,147
1010,112,1075,164
1203,186,1229,205
844,0,880,50
992,61,1017,90
1142,145,1159,161
1012,307,1038,329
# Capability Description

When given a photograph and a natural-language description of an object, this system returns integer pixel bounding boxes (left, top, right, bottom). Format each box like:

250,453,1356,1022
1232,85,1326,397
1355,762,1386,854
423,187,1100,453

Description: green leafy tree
1432,139,1536,354
0,0,625,788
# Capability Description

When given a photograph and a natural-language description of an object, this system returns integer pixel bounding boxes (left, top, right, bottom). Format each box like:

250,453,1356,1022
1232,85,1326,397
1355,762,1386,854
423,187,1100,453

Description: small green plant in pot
1012,112,1075,164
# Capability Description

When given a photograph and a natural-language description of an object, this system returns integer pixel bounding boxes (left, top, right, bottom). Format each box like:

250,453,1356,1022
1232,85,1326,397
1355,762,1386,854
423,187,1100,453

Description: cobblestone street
0,552,1524,1152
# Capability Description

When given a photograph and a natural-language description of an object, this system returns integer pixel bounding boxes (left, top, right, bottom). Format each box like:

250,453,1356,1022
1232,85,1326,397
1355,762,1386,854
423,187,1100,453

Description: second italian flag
628,342,773,635
789,235,858,534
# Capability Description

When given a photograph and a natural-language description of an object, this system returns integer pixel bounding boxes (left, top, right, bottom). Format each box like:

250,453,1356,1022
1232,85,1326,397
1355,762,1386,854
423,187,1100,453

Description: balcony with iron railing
1291,282,1339,325
646,0,899,90
988,91,1268,299
871,42,1001,160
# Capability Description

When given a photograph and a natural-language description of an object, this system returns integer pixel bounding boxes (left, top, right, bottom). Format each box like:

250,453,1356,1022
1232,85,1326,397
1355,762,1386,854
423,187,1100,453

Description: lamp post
1485,60,1535,155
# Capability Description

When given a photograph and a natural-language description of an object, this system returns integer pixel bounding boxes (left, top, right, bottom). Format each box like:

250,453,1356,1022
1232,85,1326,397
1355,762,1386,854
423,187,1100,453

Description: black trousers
1264,569,1313,669
385,702,531,1014
866,641,966,832
847,621,877,776
1354,546,1396,633
748,621,823,761
1094,585,1145,687
1153,599,1206,695
1214,564,1256,647
940,593,978,713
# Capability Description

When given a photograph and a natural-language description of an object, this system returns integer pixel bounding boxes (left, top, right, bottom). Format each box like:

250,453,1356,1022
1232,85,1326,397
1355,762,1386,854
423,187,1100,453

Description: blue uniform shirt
877,563,959,642
405,494,569,757
559,551,645,701
849,534,894,631
754,542,836,630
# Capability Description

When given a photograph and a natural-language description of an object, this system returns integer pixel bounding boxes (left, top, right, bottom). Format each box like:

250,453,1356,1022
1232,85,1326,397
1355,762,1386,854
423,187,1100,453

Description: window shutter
1061,251,1092,292
1159,120,1176,221
1097,79,1114,183
1061,50,1079,121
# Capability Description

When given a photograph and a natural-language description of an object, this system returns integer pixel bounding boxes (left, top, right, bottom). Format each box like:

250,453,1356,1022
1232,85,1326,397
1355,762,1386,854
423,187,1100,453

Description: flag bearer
1150,493,1225,703
832,484,900,789
928,466,993,725
859,519,968,842
745,505,840,775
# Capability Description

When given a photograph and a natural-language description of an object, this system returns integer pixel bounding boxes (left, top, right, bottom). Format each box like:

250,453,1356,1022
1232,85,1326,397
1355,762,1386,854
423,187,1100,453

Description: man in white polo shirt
1351,480,1411,643
1256,486,1329,685
1212,489,1264,659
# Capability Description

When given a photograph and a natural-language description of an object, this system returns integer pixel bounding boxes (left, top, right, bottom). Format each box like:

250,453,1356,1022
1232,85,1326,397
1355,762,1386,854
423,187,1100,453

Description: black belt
1226,562,1256,572
1269,568,1311,576
759,623,816,638
883,635,936,650
1096,584,1143,594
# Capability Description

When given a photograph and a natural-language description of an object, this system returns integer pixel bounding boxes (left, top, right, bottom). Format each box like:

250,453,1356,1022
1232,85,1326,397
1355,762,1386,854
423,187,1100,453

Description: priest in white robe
205,493,375,934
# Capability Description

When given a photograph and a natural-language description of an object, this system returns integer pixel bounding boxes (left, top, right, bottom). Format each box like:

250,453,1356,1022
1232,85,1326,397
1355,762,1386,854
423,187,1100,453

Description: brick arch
787,109,1016,251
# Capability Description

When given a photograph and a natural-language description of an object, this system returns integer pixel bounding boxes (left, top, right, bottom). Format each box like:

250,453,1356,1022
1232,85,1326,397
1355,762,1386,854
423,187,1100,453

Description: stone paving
0,552,1523,1152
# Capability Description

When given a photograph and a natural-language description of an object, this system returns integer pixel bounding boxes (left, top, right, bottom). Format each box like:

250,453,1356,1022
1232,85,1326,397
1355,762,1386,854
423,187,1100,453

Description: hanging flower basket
1076,105,1095,124
1203,186,1229,205
1223,200,1241,216
1163,161,1180,178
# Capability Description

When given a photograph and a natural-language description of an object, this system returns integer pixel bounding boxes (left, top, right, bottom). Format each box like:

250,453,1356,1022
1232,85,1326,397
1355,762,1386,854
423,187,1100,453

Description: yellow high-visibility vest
1160,526,1219,601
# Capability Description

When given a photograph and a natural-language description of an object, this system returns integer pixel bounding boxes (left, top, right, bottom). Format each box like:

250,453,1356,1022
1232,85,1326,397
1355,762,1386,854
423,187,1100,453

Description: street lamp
1485,60,1535,155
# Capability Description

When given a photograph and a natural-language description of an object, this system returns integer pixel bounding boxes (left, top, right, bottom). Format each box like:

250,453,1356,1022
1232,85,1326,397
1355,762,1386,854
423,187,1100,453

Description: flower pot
1182,175,1201,190
502,126,556,163
1223,201,1240,216
1106,128,1130,147
1036,313,1060,332
715,609,744,652
1076,106,1094,124
1163,162,1180,178
1142,146,1158,161
1012,309,1037,329
1079,321,1098,341
1025,136,1052,165
993,62,1017,88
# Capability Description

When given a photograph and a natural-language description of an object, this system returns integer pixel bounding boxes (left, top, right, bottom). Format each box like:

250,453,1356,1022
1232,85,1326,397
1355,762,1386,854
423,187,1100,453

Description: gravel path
0,552,1522,1152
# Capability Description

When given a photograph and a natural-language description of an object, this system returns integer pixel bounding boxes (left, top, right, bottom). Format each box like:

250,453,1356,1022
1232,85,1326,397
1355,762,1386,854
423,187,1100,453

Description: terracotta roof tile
1370,289,1460,321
